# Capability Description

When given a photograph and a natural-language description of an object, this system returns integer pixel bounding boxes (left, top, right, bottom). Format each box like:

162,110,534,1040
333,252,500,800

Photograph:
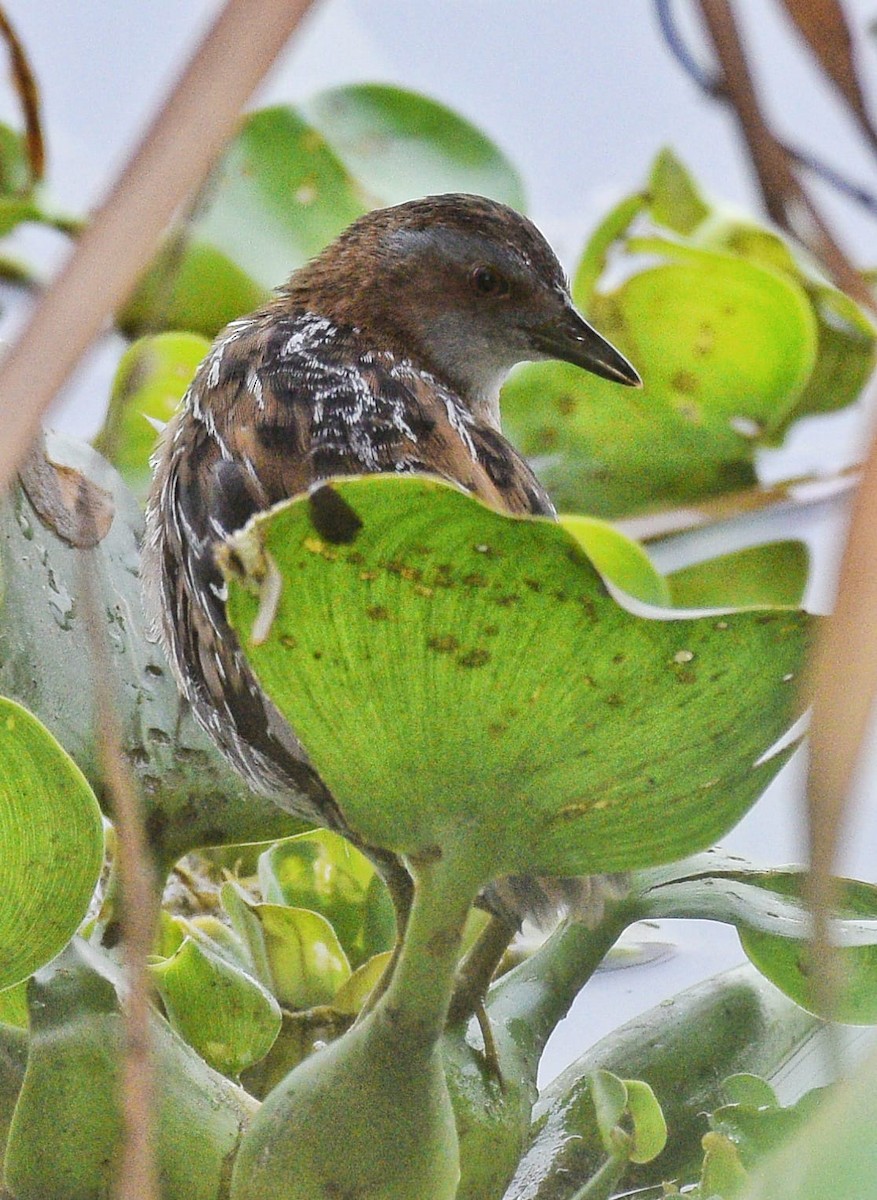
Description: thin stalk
568,1153,627,1200
374,849,483,1051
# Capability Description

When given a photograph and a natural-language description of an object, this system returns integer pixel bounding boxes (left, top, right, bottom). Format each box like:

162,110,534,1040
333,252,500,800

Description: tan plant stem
75,487,159,1200
0,0,320,492
805,420,877,1024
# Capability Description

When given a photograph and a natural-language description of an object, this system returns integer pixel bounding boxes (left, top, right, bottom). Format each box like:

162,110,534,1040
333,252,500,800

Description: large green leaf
300,83,526,210
122,87,525,339
503,243,818,518
224,475,809,881
504,150,873,520
120,105,364,337
0,432,308,871
0,697,103,990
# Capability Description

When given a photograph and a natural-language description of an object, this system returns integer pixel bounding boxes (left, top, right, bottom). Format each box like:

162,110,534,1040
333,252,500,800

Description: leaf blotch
458,648,491,669
427,634,459,654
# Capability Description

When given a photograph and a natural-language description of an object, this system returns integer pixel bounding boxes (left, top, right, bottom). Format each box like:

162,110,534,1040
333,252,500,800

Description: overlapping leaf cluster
0,79,875,1200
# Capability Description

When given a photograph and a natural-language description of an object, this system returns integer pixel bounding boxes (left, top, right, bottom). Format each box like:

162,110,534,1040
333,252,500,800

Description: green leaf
741,1040,877,1200
0,195,40,236
224,475,809,882
121,105,365,338
710,1088,825,1167
123,89,527,339
738,874,877,1023
641,867,877,1023
150,935,281,1079
222,882,351,1008
0,979,28,1028
300,83,526,211
4,938,257,1200
93,331,210,498
722,1074,779,1110
560,514,671,605
0,123,32,196
624,1078,668,1163
701,1131,749,1198
690,207,876,427
332,951,393,1016
118,236,270,340
790,282,876,421
667,541,809,608
258,829,380,966
647,147,710,235
504,244,817,518
0,697,104,990
572,191,647,309
257,905,351,1009
591,1069,629,1155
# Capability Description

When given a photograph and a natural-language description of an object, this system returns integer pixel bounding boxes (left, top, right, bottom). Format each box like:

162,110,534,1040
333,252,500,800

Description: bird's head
284,193,640,425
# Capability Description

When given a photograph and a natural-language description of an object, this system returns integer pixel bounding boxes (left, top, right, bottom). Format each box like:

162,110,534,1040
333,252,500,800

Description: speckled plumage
144,193,639,924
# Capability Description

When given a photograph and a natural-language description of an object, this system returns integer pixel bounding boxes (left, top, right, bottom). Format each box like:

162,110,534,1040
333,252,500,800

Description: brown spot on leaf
670,370,699,396
458,648,491,668
427,634,459,654
366,605,389,621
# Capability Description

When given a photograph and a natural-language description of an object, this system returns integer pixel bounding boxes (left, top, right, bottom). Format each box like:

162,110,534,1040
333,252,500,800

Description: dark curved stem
654,0,720,95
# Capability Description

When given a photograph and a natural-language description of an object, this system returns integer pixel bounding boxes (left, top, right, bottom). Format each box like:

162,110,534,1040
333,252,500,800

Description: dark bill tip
533,304,642,388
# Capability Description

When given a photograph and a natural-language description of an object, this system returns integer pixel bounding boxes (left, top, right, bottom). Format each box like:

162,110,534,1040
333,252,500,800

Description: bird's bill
532,303,642,387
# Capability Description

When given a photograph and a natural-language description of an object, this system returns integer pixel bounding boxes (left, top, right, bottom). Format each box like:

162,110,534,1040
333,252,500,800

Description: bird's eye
470,265,509,297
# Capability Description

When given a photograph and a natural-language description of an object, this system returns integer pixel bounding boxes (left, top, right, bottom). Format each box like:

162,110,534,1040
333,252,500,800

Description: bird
143,192,640,932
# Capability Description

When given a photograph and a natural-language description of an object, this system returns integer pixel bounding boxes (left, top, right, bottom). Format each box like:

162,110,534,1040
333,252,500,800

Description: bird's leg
448,912,516,1025
447,913,517,1082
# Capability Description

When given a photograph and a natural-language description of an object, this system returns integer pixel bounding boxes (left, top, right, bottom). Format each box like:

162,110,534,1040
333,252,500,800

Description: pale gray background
3,0,876,1084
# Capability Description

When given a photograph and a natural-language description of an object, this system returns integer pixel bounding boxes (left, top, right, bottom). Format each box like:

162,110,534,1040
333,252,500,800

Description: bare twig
0,3,321,1195
0,0,320,493
778,0,877,156
656,2,877,258
0,4,45,184
695,0,875,312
